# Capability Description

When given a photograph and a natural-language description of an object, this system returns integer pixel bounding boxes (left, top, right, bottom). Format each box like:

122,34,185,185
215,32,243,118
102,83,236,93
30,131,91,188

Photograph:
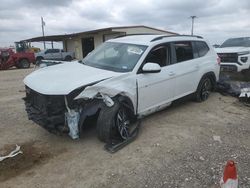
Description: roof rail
114,33,159,39
150,34,203,42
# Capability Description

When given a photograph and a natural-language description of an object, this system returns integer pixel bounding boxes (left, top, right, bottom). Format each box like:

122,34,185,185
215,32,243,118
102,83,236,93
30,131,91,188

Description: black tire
65,56,72,61
36,57,44,65
96,100,135,143
195,77,213,102
19,59,30,69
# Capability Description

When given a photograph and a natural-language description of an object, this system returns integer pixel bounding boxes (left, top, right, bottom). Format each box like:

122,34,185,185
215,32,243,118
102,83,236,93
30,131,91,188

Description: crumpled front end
23,71,138,139
24,86,67,134
24,85,105,139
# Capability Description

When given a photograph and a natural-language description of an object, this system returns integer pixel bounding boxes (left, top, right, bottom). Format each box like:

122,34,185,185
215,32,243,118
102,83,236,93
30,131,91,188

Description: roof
21,25,177,42
110,35,164,46
109,34,205,46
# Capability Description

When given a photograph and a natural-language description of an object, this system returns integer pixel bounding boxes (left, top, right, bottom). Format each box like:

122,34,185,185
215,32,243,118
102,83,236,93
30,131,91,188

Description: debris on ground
0,141,54,182
0,145,22,162
213,135,222,143
216,74,250,105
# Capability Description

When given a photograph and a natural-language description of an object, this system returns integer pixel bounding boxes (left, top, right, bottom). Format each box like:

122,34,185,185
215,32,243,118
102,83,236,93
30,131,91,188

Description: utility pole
41,17,46,49
190,16,197,35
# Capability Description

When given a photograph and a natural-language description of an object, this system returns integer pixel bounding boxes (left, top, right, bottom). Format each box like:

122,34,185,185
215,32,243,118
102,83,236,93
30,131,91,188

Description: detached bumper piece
104,120,140,153
24,88,68,134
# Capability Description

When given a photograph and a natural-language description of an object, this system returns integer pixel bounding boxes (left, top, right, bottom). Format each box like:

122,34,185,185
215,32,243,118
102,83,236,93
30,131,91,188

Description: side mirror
142,63,161,73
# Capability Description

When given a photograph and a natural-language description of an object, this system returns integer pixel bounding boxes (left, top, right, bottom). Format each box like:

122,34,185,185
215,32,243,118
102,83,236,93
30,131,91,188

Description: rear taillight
217,57,221,65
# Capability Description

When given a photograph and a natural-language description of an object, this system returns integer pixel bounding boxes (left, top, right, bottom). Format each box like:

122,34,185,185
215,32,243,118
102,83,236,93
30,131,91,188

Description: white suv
216,37,250,72
24,35,220,145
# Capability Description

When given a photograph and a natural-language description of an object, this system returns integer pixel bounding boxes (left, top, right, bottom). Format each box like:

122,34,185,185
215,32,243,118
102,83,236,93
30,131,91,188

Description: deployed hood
24,62,122,95
215,47,250,53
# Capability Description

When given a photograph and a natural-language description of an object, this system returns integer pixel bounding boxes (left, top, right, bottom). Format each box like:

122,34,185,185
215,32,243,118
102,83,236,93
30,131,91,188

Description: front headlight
238,51,250,55
240,57,248,62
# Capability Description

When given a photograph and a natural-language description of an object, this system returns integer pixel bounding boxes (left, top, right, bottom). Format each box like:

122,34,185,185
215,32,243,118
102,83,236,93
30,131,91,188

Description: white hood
24,62,122,95
215,47,250,53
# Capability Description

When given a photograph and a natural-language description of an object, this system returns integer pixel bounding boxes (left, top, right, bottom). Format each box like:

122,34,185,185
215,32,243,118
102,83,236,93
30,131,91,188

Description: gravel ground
0,68,249,188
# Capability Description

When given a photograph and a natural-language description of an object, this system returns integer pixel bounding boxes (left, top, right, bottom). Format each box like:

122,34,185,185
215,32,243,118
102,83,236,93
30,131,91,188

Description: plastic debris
216,74,250,105
64,96,80,139
213,135,222,143
0,144,23,162
66,110,80,139
239,88,250,98
100,93,114,107
217,78,250,97
199,156,205,161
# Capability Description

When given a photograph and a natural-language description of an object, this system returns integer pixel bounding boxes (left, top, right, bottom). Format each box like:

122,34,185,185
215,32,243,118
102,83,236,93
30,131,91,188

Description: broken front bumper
24,88,67,134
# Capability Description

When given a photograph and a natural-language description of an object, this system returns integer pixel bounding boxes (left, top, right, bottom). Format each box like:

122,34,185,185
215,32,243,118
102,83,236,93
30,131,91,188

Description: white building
23,25,177,59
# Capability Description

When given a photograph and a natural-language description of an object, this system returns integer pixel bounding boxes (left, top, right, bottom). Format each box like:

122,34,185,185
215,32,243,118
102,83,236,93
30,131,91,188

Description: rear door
170,41,200,99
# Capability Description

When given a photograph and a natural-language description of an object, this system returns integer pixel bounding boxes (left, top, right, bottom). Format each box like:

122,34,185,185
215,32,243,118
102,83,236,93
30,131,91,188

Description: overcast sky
0,0,249,48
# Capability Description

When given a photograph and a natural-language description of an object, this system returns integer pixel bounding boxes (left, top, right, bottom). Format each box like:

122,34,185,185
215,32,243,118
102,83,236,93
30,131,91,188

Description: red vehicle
0,44,35,70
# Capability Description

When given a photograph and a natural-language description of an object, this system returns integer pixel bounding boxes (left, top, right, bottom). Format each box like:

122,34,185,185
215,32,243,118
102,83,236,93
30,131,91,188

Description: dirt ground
0,68,250,188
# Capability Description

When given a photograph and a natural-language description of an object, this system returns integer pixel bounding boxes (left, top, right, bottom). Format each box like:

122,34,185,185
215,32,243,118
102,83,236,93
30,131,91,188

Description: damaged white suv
24,35,220,146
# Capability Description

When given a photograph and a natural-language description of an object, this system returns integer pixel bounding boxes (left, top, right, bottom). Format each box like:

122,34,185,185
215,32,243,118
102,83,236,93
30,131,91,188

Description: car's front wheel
96,99,137,143
195,77,212,102
19,59,30,69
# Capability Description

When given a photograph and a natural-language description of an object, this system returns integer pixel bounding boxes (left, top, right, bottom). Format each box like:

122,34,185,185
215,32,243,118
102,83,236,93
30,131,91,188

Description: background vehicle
35,49,75,62
15,41,41,53
0,48,35,70
216,37,250,72
24,34,220,149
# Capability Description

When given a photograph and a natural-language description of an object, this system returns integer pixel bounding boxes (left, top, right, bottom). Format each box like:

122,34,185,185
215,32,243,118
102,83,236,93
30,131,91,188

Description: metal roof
21,25,178,42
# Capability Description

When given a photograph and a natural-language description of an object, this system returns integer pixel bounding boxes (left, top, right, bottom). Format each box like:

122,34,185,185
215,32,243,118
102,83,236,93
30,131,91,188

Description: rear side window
51,49,60,53
195,41,209,57
173,42,193,63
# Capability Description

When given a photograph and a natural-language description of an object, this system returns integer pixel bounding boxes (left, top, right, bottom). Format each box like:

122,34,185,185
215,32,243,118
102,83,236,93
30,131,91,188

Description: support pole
41,17,46,49
190,16,197,35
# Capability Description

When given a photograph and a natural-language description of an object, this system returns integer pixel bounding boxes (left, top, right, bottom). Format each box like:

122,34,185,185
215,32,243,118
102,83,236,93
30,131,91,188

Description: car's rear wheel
96,99,136,143
195,77,212,102
65,56,72,61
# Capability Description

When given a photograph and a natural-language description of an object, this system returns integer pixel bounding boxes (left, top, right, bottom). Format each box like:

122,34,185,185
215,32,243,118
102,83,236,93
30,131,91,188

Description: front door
137,44,175,115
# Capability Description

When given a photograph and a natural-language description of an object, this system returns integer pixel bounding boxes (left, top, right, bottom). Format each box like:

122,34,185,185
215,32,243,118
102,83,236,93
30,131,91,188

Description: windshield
81,42,147,72
220,37,250,48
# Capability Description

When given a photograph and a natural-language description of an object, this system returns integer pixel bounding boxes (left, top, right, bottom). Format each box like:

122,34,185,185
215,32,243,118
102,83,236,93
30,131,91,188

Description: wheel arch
115,94,135,116
19,57,30,63
36,56,44,61
199,71,216,90
64,55,72,61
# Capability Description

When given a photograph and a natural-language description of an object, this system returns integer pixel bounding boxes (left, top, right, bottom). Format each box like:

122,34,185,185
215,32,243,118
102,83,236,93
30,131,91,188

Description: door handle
169,72,175,76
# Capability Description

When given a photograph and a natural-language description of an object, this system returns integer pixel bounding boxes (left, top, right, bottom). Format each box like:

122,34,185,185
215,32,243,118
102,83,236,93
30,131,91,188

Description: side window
51,49,60,53
173,42,193,63
46,49,52,54
195,41,209,57
145,45,171,67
